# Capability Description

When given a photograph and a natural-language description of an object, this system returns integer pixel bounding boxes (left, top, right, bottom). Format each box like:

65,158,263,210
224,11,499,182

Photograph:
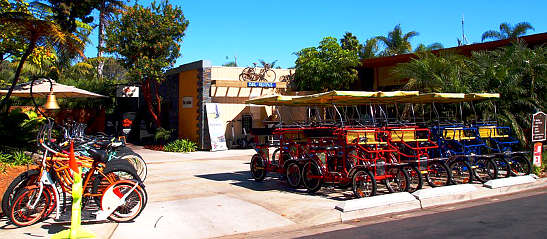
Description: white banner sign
205,103,228,151
116,86,139,97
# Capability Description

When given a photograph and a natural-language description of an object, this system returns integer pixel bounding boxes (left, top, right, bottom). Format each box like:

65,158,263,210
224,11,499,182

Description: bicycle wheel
385,167,410,193
92,163,142,206
2,169,39,215
8,186,50,227
425,161,451,187
271,148,280,165
403,166,423,193
114,146,136,156
42,185,57,220
239,68,254,81
473,158,498,183
263,69,276,82
103,182,147,222
449,160,473,184
250,154,266,181
509,155,532,176
120,154,147,182
494,157,511,178
302,161,323,193
352,169,376,198
285,162,301,188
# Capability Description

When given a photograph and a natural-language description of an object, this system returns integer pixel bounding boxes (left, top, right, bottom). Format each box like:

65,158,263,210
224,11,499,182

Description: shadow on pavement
195,170,374,201
42,223,68,234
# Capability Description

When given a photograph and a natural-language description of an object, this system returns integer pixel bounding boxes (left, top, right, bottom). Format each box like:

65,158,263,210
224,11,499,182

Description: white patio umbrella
0,78,107,98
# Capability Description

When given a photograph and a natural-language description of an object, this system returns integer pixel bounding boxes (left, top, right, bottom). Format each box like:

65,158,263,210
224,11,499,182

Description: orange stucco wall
178,69,200,143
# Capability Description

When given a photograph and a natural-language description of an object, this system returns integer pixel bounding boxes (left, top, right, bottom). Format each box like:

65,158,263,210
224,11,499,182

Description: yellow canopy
463,93,500,102
290,90,420,105
245,95,301,106
395,93,466,103
245,91,499,106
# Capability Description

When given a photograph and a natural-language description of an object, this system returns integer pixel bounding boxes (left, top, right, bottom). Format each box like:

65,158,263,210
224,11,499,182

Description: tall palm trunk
142,78,162,127
97,6,106,78
0,37,37,112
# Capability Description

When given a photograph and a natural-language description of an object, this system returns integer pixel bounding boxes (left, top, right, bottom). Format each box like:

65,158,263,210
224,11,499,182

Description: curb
412,184,479,208
335,176,546,222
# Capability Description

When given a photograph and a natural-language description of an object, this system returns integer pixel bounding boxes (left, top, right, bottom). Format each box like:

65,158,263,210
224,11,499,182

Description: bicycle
239,63,276,82
5,119,147,227
60,120,148,181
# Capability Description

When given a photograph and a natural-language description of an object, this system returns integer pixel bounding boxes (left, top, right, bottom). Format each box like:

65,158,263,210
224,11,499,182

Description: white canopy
0,78,107,98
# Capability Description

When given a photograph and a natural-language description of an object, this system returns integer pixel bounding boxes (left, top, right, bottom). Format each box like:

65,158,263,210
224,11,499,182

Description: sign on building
532,111,546,142
247,82,277,88
205,103,228,151
182,97,193,108
116,86,139,97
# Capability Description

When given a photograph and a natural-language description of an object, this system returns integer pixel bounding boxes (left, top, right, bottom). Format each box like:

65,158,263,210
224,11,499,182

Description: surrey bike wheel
493,157,511,178
473,158,498,183
250,154,266,181
385,167,410,193
352,169,376,198
8,186,50,227
302,161,323,193
425,161,451,187
285,162,301,188
449,160,473,184
403,166,423,193
509,155,532,176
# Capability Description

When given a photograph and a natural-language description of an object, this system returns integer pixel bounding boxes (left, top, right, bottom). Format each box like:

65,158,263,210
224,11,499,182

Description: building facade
161,60,294,150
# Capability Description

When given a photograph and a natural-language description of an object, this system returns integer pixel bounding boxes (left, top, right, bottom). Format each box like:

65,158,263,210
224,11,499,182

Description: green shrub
163,139,197,153
533,150,547,176
0,152,11,164
154,127,174,143
0,163,6,174
12,151,32,166
0,109,45,149
0,149,33,166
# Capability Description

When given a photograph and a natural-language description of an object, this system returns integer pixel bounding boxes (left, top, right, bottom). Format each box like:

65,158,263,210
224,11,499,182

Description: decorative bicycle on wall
239,62,276,82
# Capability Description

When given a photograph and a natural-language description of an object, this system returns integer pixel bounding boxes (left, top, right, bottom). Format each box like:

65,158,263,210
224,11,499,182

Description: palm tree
340,32,362,52
258,59,278,69
97,0,126,78
414,42,444,52
376,24,419,56
0,5,86,111
360,38,379,59
481,22,534,42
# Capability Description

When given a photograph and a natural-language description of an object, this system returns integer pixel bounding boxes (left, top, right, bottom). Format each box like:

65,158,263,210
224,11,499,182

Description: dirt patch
144,145,164,151
0,165,35,215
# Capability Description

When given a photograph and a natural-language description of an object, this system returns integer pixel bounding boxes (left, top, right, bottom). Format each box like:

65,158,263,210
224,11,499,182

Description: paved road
299,191,547,239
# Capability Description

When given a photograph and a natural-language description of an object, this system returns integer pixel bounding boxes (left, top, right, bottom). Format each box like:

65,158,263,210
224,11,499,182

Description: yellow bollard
52,141,95,239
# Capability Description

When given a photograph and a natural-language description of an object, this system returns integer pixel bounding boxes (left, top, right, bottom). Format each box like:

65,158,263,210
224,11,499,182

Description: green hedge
163,139,197,153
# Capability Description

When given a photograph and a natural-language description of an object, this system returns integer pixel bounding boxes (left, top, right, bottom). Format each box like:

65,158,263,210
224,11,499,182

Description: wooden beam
211,80,287,89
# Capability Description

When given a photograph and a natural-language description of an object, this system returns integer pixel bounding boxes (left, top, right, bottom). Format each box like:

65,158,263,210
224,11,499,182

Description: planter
0,165,35,215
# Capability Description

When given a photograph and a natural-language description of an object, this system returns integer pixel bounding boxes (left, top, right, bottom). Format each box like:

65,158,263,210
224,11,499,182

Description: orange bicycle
7,119,147,227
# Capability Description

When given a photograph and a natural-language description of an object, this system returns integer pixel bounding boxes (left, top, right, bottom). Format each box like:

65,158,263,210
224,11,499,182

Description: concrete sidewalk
1,146,545,239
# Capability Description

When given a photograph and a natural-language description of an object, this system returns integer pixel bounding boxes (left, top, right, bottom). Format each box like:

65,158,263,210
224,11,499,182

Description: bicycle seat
94,140,111,149
88,148,108,163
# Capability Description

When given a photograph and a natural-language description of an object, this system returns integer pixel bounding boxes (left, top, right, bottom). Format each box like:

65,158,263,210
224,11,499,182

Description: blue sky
84,0,547,68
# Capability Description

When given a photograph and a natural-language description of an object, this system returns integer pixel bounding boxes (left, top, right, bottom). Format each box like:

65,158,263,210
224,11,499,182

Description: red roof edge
361,32,547,68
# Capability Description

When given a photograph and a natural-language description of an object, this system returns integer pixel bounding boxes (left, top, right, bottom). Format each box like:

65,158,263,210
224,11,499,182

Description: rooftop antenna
461,14,469,45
